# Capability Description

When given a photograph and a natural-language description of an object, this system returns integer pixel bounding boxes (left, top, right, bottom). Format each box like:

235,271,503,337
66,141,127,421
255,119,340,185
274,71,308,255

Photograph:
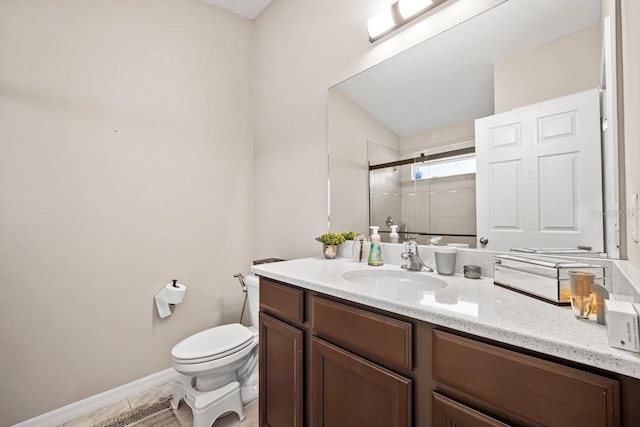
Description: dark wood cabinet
433,392,510,427
433,330,620,427
258,276,640,427
259,278,419,426
259,312,304,427
311,337,412,427
312,296,413,372
260,279,304,324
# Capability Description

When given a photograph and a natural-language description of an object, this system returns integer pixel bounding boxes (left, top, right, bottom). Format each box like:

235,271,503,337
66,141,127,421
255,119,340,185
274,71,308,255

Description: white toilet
170,274,260,427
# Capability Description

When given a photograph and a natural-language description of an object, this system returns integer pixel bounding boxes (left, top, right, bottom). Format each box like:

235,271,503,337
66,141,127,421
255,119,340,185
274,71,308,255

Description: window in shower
413,153,476,180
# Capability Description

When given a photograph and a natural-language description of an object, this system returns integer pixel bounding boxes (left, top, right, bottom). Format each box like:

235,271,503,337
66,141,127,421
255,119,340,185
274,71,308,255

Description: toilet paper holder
155,279,187,319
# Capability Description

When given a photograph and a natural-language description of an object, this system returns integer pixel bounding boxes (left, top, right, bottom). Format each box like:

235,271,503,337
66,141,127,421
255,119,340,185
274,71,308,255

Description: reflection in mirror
328,0,620,257
369,145,478,248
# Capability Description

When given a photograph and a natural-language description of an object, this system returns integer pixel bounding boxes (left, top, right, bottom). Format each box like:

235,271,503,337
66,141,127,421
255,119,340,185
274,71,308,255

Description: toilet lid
171,323,254,363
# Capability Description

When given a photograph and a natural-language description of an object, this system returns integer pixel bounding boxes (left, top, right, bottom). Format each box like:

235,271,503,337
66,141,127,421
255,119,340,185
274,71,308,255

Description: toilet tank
245,275,260,327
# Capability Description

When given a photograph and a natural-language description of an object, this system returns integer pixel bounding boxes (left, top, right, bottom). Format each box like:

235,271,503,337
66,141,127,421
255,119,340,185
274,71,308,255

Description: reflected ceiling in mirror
337,0,600,137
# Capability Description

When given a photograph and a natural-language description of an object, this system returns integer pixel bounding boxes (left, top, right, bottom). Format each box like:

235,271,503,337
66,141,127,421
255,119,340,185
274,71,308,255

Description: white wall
368,140,402,165
400,121,475,156
0,0,253,424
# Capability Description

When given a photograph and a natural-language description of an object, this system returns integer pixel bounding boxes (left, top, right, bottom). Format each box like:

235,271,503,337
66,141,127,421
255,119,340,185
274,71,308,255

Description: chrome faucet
401,241,433,272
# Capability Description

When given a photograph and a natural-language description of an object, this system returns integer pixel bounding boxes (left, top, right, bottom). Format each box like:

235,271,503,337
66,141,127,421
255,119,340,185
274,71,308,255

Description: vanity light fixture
398,0,433,19
367,0,446,42
366,5,396,41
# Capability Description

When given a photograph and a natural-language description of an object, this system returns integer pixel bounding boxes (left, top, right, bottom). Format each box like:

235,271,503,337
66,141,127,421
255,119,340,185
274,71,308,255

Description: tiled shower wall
369,167,402,232
370,163,477,247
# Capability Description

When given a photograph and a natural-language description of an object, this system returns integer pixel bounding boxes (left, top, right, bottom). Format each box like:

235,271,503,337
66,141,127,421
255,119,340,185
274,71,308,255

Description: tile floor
63,382,258,427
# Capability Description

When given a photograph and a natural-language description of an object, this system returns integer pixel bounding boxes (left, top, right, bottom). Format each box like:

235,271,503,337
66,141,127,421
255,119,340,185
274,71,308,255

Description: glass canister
568,271,595,319
463,265,481,279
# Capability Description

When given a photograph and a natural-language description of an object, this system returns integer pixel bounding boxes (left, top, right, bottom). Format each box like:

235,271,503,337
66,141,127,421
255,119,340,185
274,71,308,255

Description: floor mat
96,399,181,427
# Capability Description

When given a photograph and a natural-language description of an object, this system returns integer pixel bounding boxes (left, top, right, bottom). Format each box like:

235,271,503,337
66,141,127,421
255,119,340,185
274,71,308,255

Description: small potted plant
341,231,359,241
315,232,346,259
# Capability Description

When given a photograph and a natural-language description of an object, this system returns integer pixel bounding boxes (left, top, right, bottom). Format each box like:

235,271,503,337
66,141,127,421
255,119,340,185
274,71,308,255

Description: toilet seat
172,323,254,364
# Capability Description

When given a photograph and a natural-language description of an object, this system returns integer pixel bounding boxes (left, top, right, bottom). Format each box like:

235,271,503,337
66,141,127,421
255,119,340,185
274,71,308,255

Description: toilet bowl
170,274,260,427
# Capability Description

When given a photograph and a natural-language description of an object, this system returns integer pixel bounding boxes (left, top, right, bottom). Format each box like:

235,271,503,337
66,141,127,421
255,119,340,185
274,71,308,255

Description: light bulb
367,5,396,40
398,0,434,19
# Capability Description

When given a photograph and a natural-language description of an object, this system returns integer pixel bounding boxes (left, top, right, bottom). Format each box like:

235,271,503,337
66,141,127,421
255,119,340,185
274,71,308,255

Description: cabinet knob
479,237,488,245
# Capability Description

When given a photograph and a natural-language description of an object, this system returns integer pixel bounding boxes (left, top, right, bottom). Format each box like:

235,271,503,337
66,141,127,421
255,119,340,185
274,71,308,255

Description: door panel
476,89,603,251
489,123,521,148
489,160,522,230
538,110,576,141
538,152,578,230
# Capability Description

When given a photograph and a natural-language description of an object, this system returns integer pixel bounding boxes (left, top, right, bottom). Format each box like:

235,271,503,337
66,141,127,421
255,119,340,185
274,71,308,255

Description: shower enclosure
369,149,477,247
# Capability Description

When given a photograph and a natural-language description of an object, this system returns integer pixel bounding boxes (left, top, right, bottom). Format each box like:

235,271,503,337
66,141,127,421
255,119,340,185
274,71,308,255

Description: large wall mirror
328,0,622,258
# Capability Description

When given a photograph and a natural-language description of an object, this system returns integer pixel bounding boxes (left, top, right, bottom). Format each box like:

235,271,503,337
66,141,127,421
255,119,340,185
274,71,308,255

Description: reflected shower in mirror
368,143,478,247
328,0,621,257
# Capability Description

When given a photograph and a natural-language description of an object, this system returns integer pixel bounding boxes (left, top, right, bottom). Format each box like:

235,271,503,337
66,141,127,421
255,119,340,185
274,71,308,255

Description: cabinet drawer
433,330,620,427
260,278,304,324
312,296,412,371
433,392,511,427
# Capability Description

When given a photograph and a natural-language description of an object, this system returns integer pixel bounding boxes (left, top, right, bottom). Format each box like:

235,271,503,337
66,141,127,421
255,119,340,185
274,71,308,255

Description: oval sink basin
342,269,447,291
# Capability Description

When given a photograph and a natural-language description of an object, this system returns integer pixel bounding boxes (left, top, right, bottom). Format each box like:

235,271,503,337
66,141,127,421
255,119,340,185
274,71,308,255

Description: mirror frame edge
614,0,627,260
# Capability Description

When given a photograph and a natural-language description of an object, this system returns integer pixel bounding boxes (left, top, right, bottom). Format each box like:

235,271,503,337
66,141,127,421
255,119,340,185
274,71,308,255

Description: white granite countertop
251,256,640,380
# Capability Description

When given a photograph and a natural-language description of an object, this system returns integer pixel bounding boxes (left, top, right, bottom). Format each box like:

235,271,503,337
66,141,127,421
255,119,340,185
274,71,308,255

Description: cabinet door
433,393,511,427
433,330,620,427
311,337,411,427
259,312,304,427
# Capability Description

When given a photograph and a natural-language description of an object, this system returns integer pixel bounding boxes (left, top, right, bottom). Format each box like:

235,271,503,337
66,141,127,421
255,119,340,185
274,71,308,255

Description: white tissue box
604,300,640,353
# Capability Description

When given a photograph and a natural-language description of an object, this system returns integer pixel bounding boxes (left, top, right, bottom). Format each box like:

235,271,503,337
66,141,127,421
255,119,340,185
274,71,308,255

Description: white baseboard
15,368,180,427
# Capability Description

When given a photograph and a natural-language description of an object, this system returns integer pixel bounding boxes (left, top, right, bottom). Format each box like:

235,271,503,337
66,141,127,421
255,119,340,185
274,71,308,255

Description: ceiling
336,0,600,138
199,0,272,19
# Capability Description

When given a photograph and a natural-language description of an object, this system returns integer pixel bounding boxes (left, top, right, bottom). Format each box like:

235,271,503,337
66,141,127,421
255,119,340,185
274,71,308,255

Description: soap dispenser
368,226,383,266
390,225,399,243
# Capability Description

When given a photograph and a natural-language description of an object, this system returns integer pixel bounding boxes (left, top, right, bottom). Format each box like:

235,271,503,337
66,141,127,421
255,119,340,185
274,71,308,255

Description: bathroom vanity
253,257,640,427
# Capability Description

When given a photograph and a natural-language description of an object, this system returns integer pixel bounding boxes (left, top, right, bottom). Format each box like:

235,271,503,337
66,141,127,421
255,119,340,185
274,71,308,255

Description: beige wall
494,24,601,113
329,88,399,236
0,0,253,424
252,0,381,260
622,0,640,267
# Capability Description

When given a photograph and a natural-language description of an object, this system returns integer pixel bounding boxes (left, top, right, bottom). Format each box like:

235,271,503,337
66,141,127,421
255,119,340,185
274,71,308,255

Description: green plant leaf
315,232,346,245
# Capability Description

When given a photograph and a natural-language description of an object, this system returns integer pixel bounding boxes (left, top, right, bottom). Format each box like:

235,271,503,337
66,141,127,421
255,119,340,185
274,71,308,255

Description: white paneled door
475,89,603,252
